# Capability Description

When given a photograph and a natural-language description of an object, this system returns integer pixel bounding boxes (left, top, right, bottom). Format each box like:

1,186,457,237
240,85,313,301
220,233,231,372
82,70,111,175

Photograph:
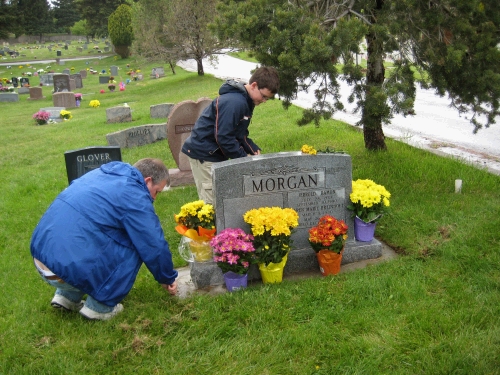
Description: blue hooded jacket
30,162,178,306
181,80,260,162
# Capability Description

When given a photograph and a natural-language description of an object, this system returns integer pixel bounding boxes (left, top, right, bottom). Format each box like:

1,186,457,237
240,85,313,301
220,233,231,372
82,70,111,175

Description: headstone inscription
106,124,167,148
64,146,122,184
53,74,70,92
188,152,383,288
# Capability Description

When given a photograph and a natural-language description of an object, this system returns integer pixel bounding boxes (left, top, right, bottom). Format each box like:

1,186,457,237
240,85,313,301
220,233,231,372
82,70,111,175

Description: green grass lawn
1,49,499,374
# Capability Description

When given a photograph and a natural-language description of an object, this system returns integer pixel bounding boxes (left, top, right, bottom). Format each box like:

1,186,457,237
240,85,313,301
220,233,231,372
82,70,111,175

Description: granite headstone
64,146,122,184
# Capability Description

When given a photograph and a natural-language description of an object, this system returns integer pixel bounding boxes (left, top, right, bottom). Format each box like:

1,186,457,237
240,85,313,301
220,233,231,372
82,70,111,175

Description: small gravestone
28,87,45,100
11,77,18,87
150,67,165,78
69,79,76,92
20,77,29,87
64,146,122,184
106,124,167,148
40,107,65,122
64,45,68,50
104,46,110,52
53,92,76,108
40,74,54,86
79,70,87,79
99,75,110,84
83,44,88,50
189,152,383,288
0,50,4,56
53,74,70,92
62,69,70,75
56,50,61,56
0,93,19,102
110,66,119,76
77,47,83,52
106,106,132,123
70,73,82,89
18,87,29,94
150,103,175,118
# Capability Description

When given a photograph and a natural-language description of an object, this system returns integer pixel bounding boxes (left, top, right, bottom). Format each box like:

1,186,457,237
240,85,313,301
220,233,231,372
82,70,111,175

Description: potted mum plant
32,110,50,125
211,228,255,292
348,179,391,242
243,206,299,284
174,200,216,262
309,215,348,276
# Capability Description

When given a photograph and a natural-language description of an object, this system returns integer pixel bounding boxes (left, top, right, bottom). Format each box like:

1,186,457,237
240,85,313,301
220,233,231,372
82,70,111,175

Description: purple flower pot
223,272,248,292
354,216,377,242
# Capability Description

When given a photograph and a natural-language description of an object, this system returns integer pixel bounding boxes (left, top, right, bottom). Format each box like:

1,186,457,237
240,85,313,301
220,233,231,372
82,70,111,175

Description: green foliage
52,0,81,33
75,0,126,38
69,19,87,36
108,4,133,57
16,0,51,38
0,0,16,39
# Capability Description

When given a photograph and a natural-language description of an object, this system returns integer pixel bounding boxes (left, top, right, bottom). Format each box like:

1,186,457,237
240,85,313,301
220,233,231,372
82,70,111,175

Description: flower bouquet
348,179,391,241
175,200,216,262
60,110,72,120
89,99,100,108
309,215,348,276
211,228,255,291
32,110,50,125
243,206,299,283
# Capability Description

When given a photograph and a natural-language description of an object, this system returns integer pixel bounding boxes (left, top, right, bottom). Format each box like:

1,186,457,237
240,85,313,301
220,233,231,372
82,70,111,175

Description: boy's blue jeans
41,275,116,313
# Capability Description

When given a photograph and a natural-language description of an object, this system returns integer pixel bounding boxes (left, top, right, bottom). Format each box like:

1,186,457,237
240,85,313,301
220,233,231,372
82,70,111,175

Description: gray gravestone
40,73,54,86
62,69,70,75
40,107,65,122
99,75,110,84
106,106,132,123
20,77,29,87
53,74,70,92
110,66,118,76
53,92,76,108
0,93,19,102
27,87,45,100
18,87,29,95
189,152,383,288
70,73,83,89
106,124,167,148
150,67,165,78
64,146,122,184
150,103,175,119
79,70,87,79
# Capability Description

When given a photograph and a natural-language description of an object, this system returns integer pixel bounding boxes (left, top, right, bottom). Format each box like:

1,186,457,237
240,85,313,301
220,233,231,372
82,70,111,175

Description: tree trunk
362,2,387,151
196,57,204,76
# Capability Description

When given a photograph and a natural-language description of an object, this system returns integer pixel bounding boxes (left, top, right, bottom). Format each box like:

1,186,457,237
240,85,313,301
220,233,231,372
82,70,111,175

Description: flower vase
354,216,377,242
188,240,213,262
223,272,248,292
258,253,288,284
75,99,81,107
316,249,343,276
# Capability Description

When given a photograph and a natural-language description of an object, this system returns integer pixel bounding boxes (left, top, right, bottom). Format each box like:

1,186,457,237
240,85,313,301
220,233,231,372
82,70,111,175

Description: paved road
178,55,500,175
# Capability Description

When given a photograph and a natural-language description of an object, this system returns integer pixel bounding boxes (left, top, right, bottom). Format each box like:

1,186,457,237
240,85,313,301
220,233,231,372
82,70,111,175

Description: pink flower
100,89,105,94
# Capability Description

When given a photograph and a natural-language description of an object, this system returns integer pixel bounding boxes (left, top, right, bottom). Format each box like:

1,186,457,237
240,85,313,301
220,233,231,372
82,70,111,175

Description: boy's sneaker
51,295,84,312
79,304,124,321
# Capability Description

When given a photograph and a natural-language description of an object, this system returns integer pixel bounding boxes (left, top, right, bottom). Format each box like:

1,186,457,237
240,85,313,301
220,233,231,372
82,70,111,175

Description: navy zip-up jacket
181,80,261,162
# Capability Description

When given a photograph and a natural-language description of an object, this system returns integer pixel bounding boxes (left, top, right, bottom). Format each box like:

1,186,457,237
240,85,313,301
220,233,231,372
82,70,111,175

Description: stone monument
64,146,122,184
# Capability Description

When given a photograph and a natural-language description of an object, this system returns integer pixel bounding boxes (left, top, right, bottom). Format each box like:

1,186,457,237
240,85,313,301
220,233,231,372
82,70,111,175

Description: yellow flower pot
258,253,288,284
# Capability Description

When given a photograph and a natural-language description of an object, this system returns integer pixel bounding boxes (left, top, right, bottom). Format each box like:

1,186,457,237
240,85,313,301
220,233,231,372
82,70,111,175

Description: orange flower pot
316,249,343,276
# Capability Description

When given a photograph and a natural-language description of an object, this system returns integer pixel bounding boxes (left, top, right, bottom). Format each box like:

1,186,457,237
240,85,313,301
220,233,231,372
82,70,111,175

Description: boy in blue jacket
31,158,178,320
181,66,280,204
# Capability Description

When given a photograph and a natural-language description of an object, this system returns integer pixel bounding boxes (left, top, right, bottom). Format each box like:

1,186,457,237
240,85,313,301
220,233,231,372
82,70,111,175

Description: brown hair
249,66,280,94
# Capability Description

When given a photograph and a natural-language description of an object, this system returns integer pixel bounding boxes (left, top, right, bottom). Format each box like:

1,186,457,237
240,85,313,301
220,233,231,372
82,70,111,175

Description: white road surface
178,55,500,175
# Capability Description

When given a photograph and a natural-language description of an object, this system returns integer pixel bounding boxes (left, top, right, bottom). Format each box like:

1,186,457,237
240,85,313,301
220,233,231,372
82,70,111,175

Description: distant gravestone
64,146,122,184
150,103,175,119
99,75,110,84
20,77,29,87
0,93,19,102
79,70,87,79
40,107,65,122
62,69,70,75
53,74,70,92
164,98,211,187
70,73,83,89
83,44,88,50
77,47,83,52
69,79,76,92
150,67,165,78
56,50,61,56
27,87,45,100
110,66,119,76
53,92,76,108
106,106,132,123
18,87,29,95
11,77,18,87
40,74,54,86
189,152,383,288
106,124,167,148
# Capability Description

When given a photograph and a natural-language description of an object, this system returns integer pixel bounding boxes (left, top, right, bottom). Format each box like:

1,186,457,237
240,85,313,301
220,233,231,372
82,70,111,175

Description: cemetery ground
1,53,499,374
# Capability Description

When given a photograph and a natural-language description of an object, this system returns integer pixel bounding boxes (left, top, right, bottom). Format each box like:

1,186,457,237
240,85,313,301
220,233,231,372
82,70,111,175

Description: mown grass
1,49,499,374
